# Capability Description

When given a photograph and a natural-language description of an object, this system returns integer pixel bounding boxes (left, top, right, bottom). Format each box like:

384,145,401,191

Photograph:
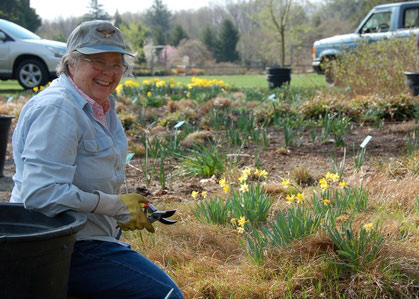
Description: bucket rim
0,203,87,243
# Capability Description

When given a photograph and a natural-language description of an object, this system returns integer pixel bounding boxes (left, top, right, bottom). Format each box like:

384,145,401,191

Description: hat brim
77,45,134,57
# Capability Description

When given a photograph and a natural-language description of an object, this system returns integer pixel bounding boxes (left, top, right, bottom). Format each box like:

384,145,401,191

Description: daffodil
237,226,245,234
363,223,374,232
242,168,252,176
286,194,295,204
259,170,268,178
281,180,291,187
201,191,208,198
339,181,347,188
296,193,305,203
191,191,199,198
322,199,331,206
319,178,329,190
238,175,248,183
33,86,39,92
219,178,226,186
239,184,249,193
115,84,123,95
170,83,175,89
337,215,348,222
147,91,152,97
238,216,248,227
325,172,339,182
186,92,191,98
223,185,230,193
230,218,237,225
254,169,261,176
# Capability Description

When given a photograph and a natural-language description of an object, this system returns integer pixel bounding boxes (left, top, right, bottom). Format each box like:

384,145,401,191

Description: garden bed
0,78,418,298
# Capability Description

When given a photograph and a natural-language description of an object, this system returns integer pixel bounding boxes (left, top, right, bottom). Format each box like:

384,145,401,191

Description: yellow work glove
118,194,155,233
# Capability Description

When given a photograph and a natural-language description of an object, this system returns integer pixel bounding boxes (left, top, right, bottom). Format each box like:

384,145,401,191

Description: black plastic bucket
0,203,87,298
266,67,291,89
0,115,14,177
404,72,419,96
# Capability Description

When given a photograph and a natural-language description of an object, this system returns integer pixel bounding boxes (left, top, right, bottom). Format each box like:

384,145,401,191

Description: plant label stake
360,135,372,148
124,153,135,193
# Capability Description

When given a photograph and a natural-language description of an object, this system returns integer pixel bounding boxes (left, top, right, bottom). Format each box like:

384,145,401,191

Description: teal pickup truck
312,1,419,81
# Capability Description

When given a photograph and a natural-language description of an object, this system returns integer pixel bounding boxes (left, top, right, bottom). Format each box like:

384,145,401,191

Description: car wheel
16,59,49,90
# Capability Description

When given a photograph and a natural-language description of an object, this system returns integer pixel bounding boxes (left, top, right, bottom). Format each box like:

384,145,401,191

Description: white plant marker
360,135,372,148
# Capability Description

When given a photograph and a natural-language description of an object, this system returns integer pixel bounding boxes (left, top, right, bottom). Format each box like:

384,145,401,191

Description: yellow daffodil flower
296,193,305,203
325,172,339,182
260,170,268,178
170,83,175,89
286,194,295,204
191,191,199,198
201,191,208,198
115,84,123,95
337,215,348,222
238,216,248,227
363,223,374,232
322,199,331,206
223,185,230,193
339,181,347,188
230,218,237,224
319,178,329,190
186,92,191,98
242,168,252,176
239,184,249,193
238,175,248,183
281,180,290,187
147,91,152,97
219,178,226,186
237,226,245,234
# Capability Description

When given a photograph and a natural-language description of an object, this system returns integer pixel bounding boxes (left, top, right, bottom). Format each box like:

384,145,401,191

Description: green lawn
123,73,326,88
0,73,326,97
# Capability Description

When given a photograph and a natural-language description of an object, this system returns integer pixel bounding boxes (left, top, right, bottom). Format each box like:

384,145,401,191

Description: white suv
0,19,66,89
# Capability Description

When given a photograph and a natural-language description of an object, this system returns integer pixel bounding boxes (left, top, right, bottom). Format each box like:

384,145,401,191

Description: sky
30,0,219,21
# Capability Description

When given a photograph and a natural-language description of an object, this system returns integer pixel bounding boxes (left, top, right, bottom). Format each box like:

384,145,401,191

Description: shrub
331,37,419,96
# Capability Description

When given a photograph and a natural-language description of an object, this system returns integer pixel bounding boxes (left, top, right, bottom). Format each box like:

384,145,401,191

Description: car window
361,11,392,33
403,8,419,28
0,20,40,40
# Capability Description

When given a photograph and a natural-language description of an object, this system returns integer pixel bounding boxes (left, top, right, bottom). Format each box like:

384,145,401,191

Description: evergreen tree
201,25,217,56
215,19,240,63
113,10,123,28
83,0,110,21
171,24,188,46
144,0,172,45
0,0,41,32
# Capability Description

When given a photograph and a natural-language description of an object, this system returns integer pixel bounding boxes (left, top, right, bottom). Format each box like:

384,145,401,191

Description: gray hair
56,51,134,77
56,51,83,76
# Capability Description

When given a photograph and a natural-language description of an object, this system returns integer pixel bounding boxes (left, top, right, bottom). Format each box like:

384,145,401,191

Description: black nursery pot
404,72,419,96
266,66,292,89
0,115,14,177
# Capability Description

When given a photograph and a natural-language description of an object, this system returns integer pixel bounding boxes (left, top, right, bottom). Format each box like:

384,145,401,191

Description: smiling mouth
95,79,111,87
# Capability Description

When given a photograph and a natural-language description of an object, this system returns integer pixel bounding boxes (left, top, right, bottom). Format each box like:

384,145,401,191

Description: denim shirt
10,73,128,243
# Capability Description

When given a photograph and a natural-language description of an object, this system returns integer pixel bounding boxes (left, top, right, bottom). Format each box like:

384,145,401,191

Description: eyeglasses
81,57,128,75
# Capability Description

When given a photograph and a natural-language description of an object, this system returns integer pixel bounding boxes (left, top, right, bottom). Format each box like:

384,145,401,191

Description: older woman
10,20,183,299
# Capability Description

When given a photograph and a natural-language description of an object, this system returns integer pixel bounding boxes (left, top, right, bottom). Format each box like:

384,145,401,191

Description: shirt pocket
75,134,116,183
83,135,113,153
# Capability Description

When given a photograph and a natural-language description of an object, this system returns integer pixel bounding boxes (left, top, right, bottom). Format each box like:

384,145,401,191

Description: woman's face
69,52,123,104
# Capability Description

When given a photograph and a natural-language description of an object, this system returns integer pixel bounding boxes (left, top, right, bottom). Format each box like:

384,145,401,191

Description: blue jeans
68,241,183,299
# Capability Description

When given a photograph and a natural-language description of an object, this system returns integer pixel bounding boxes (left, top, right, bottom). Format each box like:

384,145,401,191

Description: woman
10,20,183,299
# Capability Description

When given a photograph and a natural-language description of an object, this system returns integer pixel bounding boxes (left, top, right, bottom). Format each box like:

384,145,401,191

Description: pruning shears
143,203,177,225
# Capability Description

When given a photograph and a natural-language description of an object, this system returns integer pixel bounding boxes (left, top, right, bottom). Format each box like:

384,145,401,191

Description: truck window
403,8,419,28
361,11,392,33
